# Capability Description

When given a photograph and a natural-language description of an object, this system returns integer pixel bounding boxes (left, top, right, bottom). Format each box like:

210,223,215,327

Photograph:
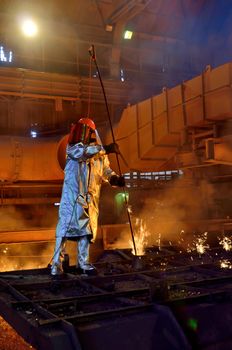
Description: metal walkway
0,246,231,349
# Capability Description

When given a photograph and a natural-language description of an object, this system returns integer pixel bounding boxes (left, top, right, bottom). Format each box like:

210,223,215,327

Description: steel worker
51,117,125,276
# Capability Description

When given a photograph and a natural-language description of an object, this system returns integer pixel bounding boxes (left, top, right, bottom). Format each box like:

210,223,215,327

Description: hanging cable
87,55,93,118
88,44,137,256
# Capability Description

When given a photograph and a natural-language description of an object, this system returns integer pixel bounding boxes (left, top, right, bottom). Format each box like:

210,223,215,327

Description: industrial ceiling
0,0,232,133
0,0,232,181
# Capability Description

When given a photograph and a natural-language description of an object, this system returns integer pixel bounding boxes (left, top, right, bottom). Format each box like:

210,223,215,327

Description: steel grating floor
0,246,231,350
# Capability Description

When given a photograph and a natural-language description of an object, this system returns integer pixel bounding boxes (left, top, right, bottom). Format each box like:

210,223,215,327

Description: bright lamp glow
22,19,38,37
30,130,37,138
0,46,13,62
124,30,133,39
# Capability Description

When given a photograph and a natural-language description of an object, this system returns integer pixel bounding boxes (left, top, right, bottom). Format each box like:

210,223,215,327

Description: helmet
78,118,96,130
68,118,96,145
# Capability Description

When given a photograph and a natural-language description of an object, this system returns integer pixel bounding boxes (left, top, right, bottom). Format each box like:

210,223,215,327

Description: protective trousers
77,235,90,269
51,237,66,275
77,236,96,272
51,235,93,275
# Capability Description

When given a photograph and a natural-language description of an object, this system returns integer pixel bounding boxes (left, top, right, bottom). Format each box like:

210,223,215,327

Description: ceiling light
30,130,37,138
124,30,133,39
105,24,113,32
21,19,38,37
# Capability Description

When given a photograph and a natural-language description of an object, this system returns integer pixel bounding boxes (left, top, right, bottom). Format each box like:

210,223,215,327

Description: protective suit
51,118,124,276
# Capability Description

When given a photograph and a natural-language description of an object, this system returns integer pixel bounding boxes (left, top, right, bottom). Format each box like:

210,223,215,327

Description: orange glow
129,218,149,256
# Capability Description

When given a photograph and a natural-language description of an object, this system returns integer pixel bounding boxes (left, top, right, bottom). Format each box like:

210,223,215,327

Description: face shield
68,118,96,145
94,129,102,145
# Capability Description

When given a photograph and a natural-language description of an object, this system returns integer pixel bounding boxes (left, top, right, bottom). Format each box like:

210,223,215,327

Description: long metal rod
88,45,137,256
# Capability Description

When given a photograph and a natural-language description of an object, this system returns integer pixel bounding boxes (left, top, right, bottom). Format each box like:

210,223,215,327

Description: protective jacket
56,142,115,242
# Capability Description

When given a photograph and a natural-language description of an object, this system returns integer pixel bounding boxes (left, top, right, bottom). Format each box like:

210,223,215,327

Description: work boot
51,237,66,276
51,263,63,276
77,236,97,275
77,263,97,276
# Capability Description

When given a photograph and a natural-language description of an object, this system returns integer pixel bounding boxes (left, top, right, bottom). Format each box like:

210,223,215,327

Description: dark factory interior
0,1,232,349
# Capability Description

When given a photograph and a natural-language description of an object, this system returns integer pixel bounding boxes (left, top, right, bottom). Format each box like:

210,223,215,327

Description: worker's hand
109,175,125,187
103,143,120,154
117,175,125,187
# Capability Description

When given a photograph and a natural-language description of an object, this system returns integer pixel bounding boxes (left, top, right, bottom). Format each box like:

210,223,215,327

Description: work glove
103,143,120,154
109,175,125,187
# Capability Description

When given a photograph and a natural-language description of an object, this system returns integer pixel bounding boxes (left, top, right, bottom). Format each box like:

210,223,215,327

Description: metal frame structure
0,246,231,349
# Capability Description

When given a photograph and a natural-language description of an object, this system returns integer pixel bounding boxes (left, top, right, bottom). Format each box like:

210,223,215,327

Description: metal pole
88,45,137,256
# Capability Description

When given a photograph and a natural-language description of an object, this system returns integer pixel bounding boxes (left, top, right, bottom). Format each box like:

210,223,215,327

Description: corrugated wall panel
113,62,232,172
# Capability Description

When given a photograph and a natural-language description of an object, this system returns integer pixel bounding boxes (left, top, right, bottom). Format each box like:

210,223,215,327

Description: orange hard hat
78,118,96,130
68,117,96,145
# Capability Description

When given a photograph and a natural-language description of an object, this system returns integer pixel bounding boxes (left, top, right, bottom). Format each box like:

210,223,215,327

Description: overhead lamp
124,30,133,40
105,24,113,32
21,19,38,37
30,130,37,138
